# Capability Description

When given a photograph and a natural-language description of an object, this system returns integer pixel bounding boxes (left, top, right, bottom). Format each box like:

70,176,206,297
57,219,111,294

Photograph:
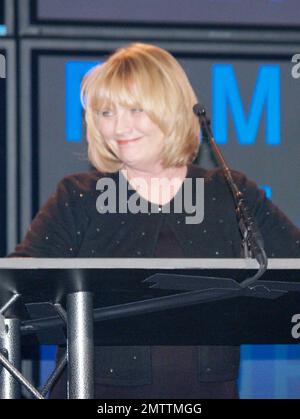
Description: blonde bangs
84,57,174,136
81,43,200,173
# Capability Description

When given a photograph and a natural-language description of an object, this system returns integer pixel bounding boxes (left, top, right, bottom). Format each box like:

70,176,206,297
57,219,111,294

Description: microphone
193,103,268,287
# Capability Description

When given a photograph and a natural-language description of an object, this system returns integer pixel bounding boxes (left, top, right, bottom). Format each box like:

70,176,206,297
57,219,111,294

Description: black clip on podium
0,258,300,399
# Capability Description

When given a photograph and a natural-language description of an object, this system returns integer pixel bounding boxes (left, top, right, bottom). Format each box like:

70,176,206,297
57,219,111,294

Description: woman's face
98,103,165,171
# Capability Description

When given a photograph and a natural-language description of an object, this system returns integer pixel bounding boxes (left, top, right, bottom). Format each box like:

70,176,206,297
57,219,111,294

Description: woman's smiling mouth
116,137,142,145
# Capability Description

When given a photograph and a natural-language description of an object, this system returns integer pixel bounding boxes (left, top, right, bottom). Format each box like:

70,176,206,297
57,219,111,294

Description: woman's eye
131,108,144,114
100,110,114,117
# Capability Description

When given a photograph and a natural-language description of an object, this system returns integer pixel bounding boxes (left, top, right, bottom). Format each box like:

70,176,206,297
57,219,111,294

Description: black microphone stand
193,103,268,288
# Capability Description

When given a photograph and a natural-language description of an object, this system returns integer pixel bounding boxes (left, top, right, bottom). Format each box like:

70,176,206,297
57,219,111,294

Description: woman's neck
122,164,187,182
121,164,188,206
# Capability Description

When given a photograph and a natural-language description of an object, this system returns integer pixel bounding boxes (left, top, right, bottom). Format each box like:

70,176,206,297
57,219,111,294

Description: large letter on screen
213,64,280,146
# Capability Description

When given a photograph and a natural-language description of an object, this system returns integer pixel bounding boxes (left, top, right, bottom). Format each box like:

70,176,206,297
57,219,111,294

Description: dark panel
29,49,300,228
0,49,6,256
0,1,4,25
34,0,300,28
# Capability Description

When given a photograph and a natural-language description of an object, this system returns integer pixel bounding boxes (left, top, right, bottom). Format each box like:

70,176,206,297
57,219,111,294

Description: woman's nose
115,110,132,135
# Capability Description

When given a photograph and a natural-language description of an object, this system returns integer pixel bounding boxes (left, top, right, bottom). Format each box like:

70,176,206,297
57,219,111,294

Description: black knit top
10,164,300,396
11,165,300,259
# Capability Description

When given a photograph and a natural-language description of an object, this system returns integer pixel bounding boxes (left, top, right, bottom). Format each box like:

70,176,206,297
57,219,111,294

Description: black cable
193,103,268,287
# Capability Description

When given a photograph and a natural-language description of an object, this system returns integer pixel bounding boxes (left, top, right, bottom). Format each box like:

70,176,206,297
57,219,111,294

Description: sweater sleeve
9,176,89,258
230,171,300,258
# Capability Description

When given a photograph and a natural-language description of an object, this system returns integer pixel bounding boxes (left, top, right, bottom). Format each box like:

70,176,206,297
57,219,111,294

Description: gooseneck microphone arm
193,103,268,287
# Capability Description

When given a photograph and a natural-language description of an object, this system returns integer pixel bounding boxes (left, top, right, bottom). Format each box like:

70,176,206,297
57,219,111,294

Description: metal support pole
66,292,94,399
0,318,21,399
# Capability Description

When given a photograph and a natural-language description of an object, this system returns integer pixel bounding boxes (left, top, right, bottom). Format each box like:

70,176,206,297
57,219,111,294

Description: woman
11,43,300,398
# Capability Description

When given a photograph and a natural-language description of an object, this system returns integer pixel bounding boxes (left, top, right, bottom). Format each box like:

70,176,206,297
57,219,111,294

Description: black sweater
10,164,300,388
12,165,300,259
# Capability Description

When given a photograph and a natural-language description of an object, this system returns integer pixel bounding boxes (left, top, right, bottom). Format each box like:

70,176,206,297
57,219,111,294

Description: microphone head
193,103,206,117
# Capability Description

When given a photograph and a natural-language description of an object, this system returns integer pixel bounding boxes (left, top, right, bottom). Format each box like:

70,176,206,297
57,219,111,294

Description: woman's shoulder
188,164,262,203
188,164,248,185
56,170,118,194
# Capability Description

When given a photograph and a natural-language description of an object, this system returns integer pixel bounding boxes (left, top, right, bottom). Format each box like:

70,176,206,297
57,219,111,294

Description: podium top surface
1,257,300,270
1,258,300,344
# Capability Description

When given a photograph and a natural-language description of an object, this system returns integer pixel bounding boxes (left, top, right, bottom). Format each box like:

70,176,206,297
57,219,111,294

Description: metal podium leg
0,318,21,399
66,292,94,399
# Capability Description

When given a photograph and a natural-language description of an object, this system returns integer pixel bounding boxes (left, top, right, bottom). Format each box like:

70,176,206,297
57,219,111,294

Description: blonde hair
81,43,200,172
